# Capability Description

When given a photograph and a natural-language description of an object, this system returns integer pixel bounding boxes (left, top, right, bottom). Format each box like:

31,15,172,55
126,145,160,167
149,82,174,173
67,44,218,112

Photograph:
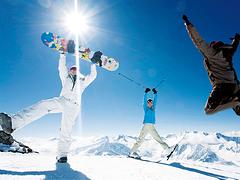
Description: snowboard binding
91,51,103,67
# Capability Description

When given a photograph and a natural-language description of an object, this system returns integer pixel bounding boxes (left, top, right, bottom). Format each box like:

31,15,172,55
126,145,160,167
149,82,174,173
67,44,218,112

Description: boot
205,84,239,114
0,113,14,134
128,152,141,159
57,156,68,163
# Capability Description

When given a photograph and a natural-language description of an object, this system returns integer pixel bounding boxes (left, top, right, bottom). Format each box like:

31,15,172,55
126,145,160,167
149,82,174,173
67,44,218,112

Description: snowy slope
66,131,240,165
0,131,240,180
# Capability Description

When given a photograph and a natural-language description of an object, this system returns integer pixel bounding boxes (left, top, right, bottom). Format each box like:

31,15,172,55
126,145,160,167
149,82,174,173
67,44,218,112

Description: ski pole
118,72,146,89
154,79,166,89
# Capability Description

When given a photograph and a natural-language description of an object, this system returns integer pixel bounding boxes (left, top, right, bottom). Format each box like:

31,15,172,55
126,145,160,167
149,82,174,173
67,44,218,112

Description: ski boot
0,130,14,145
57,156,68,163
232,87,240,116
0,113,14,134
233,105,240,116
128,152,141,159
91,51,103,66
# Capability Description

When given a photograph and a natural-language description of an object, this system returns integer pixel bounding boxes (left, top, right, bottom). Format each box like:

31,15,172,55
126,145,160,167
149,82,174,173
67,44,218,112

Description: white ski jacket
59,54,97,101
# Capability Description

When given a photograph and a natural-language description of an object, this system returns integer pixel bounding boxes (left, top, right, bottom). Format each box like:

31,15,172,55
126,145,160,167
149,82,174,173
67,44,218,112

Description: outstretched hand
182,14,188,21
145,88,151,93
182,14,191,25
152,88,157,94
235,33,240,41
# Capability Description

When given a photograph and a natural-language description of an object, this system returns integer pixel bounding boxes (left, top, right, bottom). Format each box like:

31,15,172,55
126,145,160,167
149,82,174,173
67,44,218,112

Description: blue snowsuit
143,92,157,124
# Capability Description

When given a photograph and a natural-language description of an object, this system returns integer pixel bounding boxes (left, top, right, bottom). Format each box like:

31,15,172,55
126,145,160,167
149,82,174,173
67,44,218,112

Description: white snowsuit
11,54,97,158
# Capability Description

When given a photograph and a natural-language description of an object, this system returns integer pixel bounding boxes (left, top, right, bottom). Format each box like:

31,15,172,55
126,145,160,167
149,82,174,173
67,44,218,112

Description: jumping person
0,53,97,163
129,88,173,159
183,15,240,115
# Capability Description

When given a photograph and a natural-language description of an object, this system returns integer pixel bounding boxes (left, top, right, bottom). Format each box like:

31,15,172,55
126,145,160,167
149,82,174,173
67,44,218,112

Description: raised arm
183,15,214,57
82,64,97,89
143,88,151,110
152,88,158,108
58,54,69,85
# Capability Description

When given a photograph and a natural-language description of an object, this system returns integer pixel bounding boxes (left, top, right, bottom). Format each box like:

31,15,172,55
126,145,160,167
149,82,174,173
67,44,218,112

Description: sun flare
64,12,90,35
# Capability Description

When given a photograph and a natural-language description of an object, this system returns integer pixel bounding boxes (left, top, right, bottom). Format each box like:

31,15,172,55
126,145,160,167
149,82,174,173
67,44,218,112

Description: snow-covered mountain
1,131,240,180
11,131,240,165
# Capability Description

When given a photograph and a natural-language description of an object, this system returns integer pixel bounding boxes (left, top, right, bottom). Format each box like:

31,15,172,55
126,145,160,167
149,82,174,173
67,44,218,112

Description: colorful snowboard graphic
41,32,119,71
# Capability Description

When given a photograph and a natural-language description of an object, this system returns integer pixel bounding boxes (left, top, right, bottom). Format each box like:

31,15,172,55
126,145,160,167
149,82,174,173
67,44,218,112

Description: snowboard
41,32,119,71
0,142,39,154
0,131,38,154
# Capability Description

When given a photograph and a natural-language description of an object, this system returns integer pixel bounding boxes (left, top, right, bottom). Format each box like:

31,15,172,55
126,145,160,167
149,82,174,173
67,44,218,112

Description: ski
166,144,178,160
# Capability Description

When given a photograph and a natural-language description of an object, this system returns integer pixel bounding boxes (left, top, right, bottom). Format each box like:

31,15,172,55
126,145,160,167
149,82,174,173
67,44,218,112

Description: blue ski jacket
143,92,157,124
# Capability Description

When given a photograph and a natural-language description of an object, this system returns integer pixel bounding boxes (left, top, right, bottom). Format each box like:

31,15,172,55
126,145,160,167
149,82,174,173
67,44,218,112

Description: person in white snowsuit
0,53,97,162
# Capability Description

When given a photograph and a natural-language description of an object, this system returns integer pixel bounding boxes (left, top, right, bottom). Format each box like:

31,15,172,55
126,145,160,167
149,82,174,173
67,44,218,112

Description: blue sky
0,0,240,138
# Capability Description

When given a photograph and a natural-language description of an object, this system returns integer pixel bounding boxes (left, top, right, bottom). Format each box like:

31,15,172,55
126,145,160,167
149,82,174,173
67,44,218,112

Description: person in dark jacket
183,15,240,115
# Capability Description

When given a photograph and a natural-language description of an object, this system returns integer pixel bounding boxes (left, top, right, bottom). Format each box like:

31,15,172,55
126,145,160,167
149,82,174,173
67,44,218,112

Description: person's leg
232,84,240,115
11,97,63,131
233,105,240,115
57,104,79,162
148,124,169,150
130,124,148,154
205,84,239,114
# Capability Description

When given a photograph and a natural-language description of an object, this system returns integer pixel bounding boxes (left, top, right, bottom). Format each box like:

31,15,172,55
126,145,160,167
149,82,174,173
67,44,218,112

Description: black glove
235,33,240,41
182,14,191,25
91,51,103,66
67,40,75,54
152,88,157,94
145,88,151,93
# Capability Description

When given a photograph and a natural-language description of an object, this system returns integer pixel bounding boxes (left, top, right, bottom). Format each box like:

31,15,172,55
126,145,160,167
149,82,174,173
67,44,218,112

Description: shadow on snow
128,158,238,180
160,162,238,180
0,162,90,180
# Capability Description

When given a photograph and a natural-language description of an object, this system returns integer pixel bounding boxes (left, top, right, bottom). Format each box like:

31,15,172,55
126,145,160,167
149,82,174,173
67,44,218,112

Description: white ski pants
11,96,80,158
131,124,169,153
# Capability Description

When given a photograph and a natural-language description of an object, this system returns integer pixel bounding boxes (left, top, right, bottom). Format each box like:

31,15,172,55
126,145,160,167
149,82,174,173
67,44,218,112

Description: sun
64,12,90,35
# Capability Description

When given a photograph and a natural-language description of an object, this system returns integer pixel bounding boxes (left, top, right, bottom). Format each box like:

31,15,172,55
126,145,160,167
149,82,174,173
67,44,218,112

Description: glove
182,14,191,25
235,33,240,41
67,40,75,54
152,88,157,94
145,88,151,93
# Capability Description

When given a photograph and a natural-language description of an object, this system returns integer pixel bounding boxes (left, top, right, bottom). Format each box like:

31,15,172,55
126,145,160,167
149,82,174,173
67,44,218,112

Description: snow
0,131,240,180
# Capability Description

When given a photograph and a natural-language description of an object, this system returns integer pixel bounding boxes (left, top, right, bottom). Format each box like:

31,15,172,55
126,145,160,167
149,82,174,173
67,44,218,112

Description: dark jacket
185,24,239,87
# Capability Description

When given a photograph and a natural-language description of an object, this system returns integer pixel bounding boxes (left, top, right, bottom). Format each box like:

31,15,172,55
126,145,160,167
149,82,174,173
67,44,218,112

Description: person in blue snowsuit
129,88,173,158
